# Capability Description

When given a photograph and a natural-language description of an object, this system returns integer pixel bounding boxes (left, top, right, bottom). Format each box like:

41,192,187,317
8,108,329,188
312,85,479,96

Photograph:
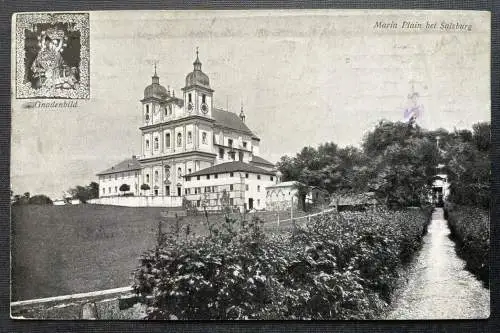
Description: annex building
96,51,277,211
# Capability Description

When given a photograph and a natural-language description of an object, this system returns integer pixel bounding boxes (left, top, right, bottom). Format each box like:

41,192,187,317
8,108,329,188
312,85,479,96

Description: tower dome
185,49,210,89
144,65,168,99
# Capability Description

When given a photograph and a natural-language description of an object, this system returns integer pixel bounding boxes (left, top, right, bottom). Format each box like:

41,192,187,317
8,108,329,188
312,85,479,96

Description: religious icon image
15,13,89,98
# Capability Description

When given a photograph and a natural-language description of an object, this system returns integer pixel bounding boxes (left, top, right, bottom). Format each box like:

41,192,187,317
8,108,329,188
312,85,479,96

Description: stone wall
11,287,147,320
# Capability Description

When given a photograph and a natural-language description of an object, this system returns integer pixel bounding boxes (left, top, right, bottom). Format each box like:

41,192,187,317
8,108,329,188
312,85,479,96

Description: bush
445,203,489,287
133,207,431,319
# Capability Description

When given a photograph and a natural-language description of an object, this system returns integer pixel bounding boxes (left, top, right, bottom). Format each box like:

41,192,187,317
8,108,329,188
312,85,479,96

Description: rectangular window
257,199,260,206
185,189,188,195
245,184,249,191
115,186,117,193
229,152,235,160
186,177,191,181
212,186,216,192
270,176,274,181
166,133,171,148
206,175,210,180
197,176,200,180
245,173,249,178
205,186,211,193
188,93,192,103
165,186,170,195
257,185,261,192
214,174,218,179
228,139,233,147
257,175,261,180
202,94,206,103
188,168,192,174
243,142,247,149
219,148,224,159
230,184,234,191
103,188,105,194
230,198,234,206
230,172,234,177
197,200,201,207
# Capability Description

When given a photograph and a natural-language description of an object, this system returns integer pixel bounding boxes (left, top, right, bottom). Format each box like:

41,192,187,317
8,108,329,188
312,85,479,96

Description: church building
96,51,276,211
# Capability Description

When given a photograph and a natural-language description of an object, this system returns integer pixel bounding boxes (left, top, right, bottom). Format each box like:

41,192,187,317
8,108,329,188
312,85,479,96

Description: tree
292,182,310,212
28,194,53,205
69,185,90,203
443,123,490,208
88,182,99,199
119,183,130,195
472,122,490,152
362,122,438,207
140,183,150,195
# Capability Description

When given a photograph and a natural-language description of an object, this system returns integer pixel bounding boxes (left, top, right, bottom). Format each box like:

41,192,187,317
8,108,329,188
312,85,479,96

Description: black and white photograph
10,10,490,320
14,12,90,99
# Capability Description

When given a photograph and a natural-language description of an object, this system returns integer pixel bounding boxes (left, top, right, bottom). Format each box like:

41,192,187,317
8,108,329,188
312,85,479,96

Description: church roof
212,108,257,138
185,161,274,177
96,157,141,176
250,155,274,166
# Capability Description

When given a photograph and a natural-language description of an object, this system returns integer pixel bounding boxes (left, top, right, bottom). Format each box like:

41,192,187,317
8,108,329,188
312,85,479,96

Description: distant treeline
277,120,490,209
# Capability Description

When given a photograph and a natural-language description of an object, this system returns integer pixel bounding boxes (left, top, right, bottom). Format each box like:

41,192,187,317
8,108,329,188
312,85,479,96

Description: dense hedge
445,203,489,287
133,207,431,320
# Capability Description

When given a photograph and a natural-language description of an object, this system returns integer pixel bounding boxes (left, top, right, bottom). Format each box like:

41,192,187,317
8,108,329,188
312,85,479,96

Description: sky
11,10,490,199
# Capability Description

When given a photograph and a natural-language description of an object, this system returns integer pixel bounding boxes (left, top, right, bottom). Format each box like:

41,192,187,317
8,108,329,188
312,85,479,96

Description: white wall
99,171,140,197
88,196,182,207
184,171,275,211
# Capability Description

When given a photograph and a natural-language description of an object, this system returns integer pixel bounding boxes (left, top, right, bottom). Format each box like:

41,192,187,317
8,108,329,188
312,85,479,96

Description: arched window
146,174,150,183
202,132,207,144
177,167,182,177
187,131,192,144
177,133,182,147
165,133,171,148
154,137,159,150
154,170,159,182
145,140,150,150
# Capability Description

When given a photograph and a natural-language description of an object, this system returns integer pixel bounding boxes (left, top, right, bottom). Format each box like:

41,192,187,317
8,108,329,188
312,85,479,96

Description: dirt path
387,208,489,319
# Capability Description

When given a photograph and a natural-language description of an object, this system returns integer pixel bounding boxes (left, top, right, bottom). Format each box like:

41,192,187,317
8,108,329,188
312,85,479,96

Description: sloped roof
331,192,379,206
212,108,257,137
185,161,274,177
250,155,274,166
96,157,141,176
266,181,304,189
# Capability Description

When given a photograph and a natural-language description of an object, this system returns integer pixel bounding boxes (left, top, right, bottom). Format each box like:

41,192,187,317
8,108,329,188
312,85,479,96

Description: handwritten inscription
374,20,472,32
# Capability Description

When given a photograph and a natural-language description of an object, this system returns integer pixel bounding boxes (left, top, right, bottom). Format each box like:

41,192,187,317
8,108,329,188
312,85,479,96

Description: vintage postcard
10,10,490,320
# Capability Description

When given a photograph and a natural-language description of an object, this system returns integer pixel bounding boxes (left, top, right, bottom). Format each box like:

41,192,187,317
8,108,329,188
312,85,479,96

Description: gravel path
387,208,489,319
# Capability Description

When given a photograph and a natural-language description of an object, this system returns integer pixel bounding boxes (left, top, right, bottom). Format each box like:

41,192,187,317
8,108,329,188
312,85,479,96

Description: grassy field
11,204,308,301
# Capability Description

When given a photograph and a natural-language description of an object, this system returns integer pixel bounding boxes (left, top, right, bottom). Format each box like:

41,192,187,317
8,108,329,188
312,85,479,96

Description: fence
88,196,183,208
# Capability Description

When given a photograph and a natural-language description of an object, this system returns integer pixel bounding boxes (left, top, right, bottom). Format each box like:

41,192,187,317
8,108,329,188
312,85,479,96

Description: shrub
446,203,489,287
133,207,431,319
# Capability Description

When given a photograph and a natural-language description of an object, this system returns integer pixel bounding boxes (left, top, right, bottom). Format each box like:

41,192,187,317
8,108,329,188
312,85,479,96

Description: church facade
97,51,276,211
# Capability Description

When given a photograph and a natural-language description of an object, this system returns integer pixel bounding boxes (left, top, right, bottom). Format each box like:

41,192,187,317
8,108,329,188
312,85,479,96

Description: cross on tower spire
193,47,202,71
151,60,159,84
